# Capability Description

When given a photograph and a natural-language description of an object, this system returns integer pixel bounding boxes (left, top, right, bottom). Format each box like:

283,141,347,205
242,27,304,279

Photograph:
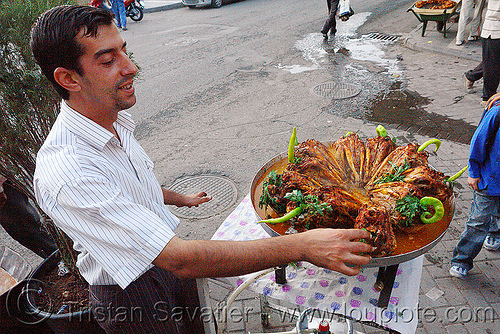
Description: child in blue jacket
450,93,500,279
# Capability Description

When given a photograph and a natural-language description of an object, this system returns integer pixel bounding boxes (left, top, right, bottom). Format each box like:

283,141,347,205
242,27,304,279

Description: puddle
367,82,476,145
276,63,320,74
276,12,477,145
280,12,401,75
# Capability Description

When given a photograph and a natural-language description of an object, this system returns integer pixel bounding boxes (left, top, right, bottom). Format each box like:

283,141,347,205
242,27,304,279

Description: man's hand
468,176,480,191
301,228,374,276
162,188,211,207
180,192,212,208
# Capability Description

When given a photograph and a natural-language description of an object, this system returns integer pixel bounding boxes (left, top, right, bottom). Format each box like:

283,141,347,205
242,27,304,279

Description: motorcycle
125,0,145,22
91,0,145,22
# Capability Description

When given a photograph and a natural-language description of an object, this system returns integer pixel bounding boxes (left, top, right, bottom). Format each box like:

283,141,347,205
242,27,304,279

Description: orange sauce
251,155,453,256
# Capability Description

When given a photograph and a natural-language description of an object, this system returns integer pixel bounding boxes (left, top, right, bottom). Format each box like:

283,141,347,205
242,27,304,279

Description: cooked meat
369,181,424,228
363,136,397,183
402,165,453,203
259,134,452,258
354,205,397,257
294,139,344,185
367,143,428,186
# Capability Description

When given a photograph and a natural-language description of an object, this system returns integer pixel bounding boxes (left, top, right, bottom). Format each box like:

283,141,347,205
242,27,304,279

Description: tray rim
250,147,455,268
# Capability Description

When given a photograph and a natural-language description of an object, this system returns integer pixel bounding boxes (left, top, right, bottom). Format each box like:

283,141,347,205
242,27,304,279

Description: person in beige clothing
456,0,486,46
464,0,500,105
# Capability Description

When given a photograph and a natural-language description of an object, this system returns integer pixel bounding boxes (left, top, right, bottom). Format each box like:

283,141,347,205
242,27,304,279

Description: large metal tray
250,150,454,268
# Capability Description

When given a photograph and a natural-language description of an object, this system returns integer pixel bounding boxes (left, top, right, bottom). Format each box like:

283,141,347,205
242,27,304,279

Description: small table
407,0,462,38
211,194,423,334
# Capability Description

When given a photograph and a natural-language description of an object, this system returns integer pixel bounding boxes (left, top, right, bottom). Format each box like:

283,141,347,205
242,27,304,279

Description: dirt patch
35,267,90,315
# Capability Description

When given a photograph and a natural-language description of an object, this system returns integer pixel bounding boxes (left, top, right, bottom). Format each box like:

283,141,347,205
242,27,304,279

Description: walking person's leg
450,191,499,278
464,61,483,91
110,0,122,28
484,208,500,251
117,0,127,30
321,0,340,39
468,0,486,40
456,0,474,45
482,38,500,102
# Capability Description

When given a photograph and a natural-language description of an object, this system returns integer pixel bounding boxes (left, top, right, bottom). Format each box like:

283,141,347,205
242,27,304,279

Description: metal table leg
374,264,400,308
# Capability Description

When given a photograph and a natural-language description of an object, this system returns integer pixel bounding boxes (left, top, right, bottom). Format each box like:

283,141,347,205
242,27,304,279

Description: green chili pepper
376,125,387,138
447,166,468,182
345,131,354,136
417,139,441,152
288,127,297,163
419,197,444,224
257,206,303,224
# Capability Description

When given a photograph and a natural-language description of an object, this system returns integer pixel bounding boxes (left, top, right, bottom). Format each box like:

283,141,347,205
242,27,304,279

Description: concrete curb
403,25,482,62
144,2,183,13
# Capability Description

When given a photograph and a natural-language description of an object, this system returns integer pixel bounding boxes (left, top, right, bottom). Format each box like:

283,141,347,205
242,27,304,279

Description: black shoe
323,33,328,40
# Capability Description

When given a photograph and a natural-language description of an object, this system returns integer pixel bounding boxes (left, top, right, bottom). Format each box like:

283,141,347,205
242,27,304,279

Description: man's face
76,24,138,114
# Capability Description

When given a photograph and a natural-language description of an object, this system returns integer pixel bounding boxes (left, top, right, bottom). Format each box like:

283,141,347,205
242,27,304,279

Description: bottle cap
318,320,329,331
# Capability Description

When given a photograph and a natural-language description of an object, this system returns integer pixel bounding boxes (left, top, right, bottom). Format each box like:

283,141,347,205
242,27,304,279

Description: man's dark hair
30,5,114,100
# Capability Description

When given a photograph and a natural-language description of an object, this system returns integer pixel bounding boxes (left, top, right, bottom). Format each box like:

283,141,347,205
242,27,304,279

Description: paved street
1,0,499,333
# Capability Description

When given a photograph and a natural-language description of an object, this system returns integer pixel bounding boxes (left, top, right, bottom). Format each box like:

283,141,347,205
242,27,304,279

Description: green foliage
0,0,73,198
0,0,78,275
284,189,332,217
374,160,411,184
395,195,424,227
259,170,286,212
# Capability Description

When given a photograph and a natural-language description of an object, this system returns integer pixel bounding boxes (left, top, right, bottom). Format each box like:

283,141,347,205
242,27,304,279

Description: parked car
181,0,225,8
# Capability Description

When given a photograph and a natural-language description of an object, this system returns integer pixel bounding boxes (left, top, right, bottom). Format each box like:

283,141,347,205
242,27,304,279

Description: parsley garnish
395,195,424,227
374,160,411,184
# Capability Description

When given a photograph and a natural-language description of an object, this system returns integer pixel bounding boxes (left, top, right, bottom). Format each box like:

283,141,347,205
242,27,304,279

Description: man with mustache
31,5,373,333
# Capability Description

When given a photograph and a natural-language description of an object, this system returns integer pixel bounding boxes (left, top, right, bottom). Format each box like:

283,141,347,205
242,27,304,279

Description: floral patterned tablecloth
212,193,423,334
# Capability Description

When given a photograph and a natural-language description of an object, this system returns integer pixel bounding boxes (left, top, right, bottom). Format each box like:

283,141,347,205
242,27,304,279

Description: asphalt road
122,0,423,239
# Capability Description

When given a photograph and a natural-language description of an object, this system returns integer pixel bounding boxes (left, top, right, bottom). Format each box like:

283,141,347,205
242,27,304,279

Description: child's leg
484,215,500,250
451,191,499,270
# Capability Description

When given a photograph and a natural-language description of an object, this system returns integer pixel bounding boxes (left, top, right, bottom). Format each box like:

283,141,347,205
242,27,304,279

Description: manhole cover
168,175,237,219
366,32,400,42
312,82,361,99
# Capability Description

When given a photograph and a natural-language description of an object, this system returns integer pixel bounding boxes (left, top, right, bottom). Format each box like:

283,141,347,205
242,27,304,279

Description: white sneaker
449,265,467,279
481,100,488,107
483,235,500,251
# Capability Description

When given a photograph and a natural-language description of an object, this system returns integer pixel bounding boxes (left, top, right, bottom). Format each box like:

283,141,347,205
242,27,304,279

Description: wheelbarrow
407,0,462,38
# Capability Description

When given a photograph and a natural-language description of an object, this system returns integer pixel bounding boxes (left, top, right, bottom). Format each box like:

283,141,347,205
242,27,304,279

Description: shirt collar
59,101,136,151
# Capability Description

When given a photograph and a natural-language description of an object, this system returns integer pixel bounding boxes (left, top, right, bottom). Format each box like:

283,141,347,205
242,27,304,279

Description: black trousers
465,37,500,101
321,0,340,35
90,266,205,333
0,181,57,258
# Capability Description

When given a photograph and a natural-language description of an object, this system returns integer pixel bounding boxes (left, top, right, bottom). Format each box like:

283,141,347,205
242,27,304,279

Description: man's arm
153,228,373,278
162,188,212,207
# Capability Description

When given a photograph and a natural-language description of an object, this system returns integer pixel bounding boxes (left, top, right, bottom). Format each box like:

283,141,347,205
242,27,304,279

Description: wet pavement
2,2,499,334
189,6,499,334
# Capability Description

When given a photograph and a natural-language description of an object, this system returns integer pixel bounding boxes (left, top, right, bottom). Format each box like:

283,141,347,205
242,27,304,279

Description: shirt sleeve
53,177,176,288
468,108,500,178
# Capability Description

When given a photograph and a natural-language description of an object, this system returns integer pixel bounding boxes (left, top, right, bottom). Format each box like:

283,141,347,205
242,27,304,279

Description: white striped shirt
34,101,179,289
481,0,500,39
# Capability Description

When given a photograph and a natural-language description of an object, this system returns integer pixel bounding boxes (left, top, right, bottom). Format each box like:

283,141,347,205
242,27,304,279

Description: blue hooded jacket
469,98,500,195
